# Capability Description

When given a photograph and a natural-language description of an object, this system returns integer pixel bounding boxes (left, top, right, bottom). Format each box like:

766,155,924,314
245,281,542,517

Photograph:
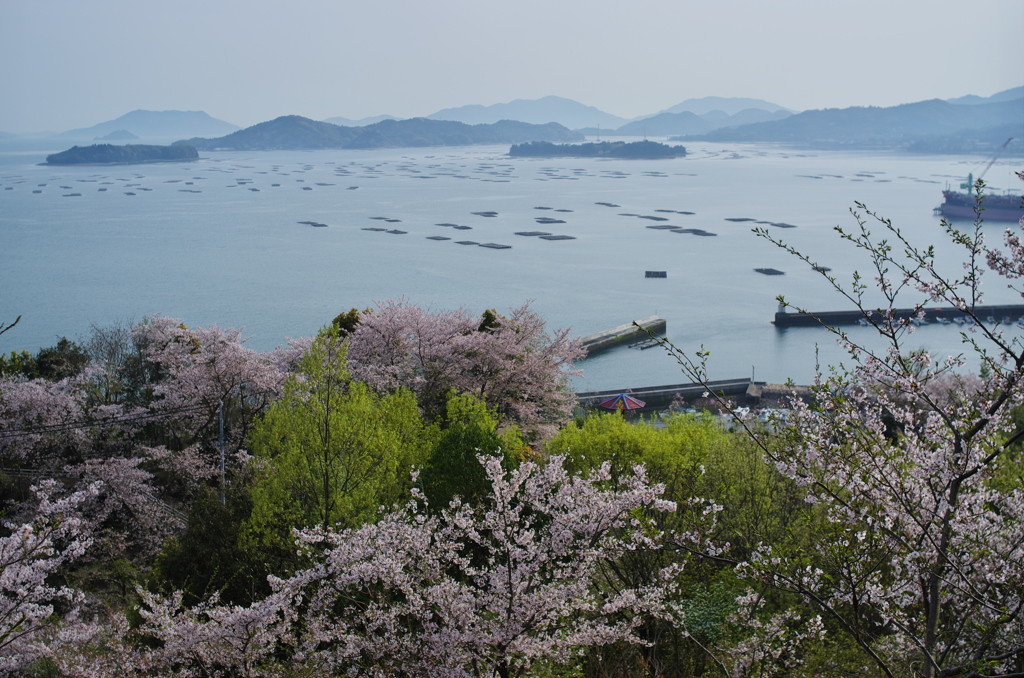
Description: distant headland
508,140,687,159
44,144,199,165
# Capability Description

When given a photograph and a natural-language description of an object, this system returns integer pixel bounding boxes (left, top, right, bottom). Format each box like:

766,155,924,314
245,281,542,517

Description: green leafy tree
419,394,523,509
548,413,813,678
0,349,36,378
245,326,435,556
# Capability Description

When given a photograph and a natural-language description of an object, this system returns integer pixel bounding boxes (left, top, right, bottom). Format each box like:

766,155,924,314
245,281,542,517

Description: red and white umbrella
597,394,646,411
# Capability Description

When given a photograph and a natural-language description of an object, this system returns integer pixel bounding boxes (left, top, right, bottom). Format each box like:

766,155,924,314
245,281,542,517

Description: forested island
174,115,583,151
44,143,199,165
508,139,687,158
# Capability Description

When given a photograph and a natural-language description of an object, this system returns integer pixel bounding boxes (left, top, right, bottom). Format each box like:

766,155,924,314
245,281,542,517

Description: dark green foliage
0,338,90,380
477,309,500,334
509,140,686,159
421,422,505,509
153,482,270,607
19,657,61,678
419,395,522,509
45,144,199,165
34,337,91,380
331,308,365,337
672,583,736,645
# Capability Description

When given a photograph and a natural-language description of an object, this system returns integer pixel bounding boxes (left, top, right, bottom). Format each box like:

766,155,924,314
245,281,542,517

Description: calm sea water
2,139,1021,390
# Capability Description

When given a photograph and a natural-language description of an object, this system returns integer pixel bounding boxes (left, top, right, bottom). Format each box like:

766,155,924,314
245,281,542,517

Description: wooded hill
689,97,1024,149
175,115,583,151
44,143,199,165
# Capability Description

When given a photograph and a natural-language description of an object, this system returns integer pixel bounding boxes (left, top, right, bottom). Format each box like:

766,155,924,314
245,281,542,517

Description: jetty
774,303,1024,328
580,316,666,355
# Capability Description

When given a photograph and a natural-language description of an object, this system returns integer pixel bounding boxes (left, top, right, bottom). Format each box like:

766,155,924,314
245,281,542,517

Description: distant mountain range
946,86,1024,106
321,114,398,127
31,86,1022,154
174,116,583,151
413,95,797,138
95,129,139,141
688,97,1024,149
658,96,794,117
424,96,630,130
57,110,239,140
581,108,794,137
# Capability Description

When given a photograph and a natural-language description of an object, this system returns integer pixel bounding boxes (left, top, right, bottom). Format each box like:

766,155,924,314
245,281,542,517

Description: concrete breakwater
773,304,1024,328
577,378,753,410
577,378,814,411
580,316,666,355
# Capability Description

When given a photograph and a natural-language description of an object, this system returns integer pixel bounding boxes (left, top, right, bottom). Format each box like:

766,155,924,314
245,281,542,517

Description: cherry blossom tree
0,480,97,673
0,316,296,588
0,370,93,464
133,316,289,458
282,455,680,678
346,300,583,441
67,456,681,678
656,179,1024,677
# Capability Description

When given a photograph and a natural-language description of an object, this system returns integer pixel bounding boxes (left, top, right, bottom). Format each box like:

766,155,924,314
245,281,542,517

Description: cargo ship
937,172,1023,222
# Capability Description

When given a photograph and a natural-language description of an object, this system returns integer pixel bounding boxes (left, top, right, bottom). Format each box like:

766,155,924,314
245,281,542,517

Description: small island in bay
508,140,687,159
44,144,199,165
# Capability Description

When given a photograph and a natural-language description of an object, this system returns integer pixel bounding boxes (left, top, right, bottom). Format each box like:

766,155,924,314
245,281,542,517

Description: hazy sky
2,0,1022,134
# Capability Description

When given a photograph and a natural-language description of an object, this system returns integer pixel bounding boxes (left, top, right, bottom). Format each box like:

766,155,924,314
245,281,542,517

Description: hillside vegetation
45,143,199,165
176,115,583,151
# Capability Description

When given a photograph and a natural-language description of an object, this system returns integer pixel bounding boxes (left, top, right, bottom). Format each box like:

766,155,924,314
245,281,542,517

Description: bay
2,139,1020,390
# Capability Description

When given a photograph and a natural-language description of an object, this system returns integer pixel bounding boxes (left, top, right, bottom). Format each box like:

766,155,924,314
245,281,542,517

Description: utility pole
219,399,225,505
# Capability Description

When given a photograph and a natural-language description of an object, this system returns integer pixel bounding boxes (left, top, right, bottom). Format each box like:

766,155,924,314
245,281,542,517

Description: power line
0,403,211,440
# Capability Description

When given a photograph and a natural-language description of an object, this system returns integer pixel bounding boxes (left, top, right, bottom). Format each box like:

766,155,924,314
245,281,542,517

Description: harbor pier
580,316,666,355
578,378,752,411
773,304,1024,328
577,378,814,411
